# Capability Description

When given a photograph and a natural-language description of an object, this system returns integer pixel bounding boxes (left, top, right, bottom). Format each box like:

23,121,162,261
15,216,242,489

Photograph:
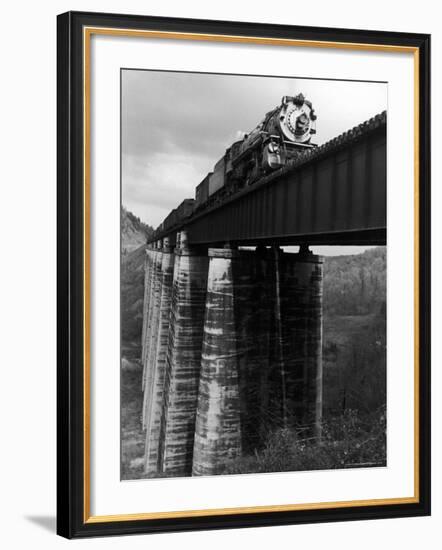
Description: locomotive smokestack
293,93,305,106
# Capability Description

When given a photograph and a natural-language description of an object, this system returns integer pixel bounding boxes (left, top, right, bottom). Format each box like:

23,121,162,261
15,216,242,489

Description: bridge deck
154,112,386,247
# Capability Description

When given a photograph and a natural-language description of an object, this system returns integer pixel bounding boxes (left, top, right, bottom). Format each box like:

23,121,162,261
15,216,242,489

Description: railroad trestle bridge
140,113,386,477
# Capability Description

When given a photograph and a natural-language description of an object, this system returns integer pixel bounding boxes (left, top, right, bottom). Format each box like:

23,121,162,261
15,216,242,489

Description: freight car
163,208,178,232
157,198,195,235
195,173,212,209
176,198,195,220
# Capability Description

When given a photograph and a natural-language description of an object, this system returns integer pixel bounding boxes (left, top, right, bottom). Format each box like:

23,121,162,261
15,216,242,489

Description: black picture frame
57,10,431,539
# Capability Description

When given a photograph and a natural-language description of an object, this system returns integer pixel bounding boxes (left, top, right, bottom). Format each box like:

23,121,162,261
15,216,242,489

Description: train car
176,198,195,220
163,208,178,231
195,173,211,208
209,157,225,197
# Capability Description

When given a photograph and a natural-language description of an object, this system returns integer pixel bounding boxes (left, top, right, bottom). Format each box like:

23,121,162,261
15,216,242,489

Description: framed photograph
57,11,431,538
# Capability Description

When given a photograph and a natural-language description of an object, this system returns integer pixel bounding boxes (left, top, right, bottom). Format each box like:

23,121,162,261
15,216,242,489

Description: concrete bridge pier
141,242,161,395
192,246,242,476
158,231,209,476
141,244,157,391
233,249,268,452
144,237,175,475
141,245,155,374
140,236,324,476
142,240,163,431
255,246,277,441
274,247,324,437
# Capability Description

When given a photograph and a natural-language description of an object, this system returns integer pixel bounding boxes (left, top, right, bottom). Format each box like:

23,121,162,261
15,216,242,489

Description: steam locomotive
157,93,317,234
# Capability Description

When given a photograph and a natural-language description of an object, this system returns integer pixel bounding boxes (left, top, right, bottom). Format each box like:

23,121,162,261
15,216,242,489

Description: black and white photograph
120,69,387,480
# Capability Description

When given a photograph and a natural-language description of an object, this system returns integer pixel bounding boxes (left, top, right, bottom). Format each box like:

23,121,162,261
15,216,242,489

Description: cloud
122,150,213,227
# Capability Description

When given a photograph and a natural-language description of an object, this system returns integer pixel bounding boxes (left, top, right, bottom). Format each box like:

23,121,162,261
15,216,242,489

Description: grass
218,407,386,475
121,344,146,480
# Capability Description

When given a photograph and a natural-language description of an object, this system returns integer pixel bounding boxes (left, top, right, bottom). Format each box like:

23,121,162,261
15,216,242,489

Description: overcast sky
122,70,386,255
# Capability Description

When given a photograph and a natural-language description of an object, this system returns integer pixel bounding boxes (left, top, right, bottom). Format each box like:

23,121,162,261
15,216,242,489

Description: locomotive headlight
296,113,309,130
298,113,308,124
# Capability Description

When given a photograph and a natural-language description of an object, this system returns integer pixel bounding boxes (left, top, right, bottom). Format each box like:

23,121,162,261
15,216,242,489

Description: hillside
321,247,386,417
120,207,153,343
121,206,154,254
121,244,147,344
323,246,386,316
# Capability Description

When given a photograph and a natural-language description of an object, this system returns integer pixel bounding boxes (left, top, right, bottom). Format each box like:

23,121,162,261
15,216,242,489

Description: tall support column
141,247,154,389
142,241,163,429
142,243,159,391
277,247,324,437
158,231,209,476
269,246,288,429
141,246,154,369
255,246,276,441
192,247,242,476
144,237,175,475
232,250,265,452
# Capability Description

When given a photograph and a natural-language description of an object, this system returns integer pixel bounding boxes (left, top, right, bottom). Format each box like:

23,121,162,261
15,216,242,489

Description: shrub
219,407,386,475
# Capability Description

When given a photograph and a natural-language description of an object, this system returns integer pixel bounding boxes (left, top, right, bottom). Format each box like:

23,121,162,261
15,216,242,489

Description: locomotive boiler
195,93,317,210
